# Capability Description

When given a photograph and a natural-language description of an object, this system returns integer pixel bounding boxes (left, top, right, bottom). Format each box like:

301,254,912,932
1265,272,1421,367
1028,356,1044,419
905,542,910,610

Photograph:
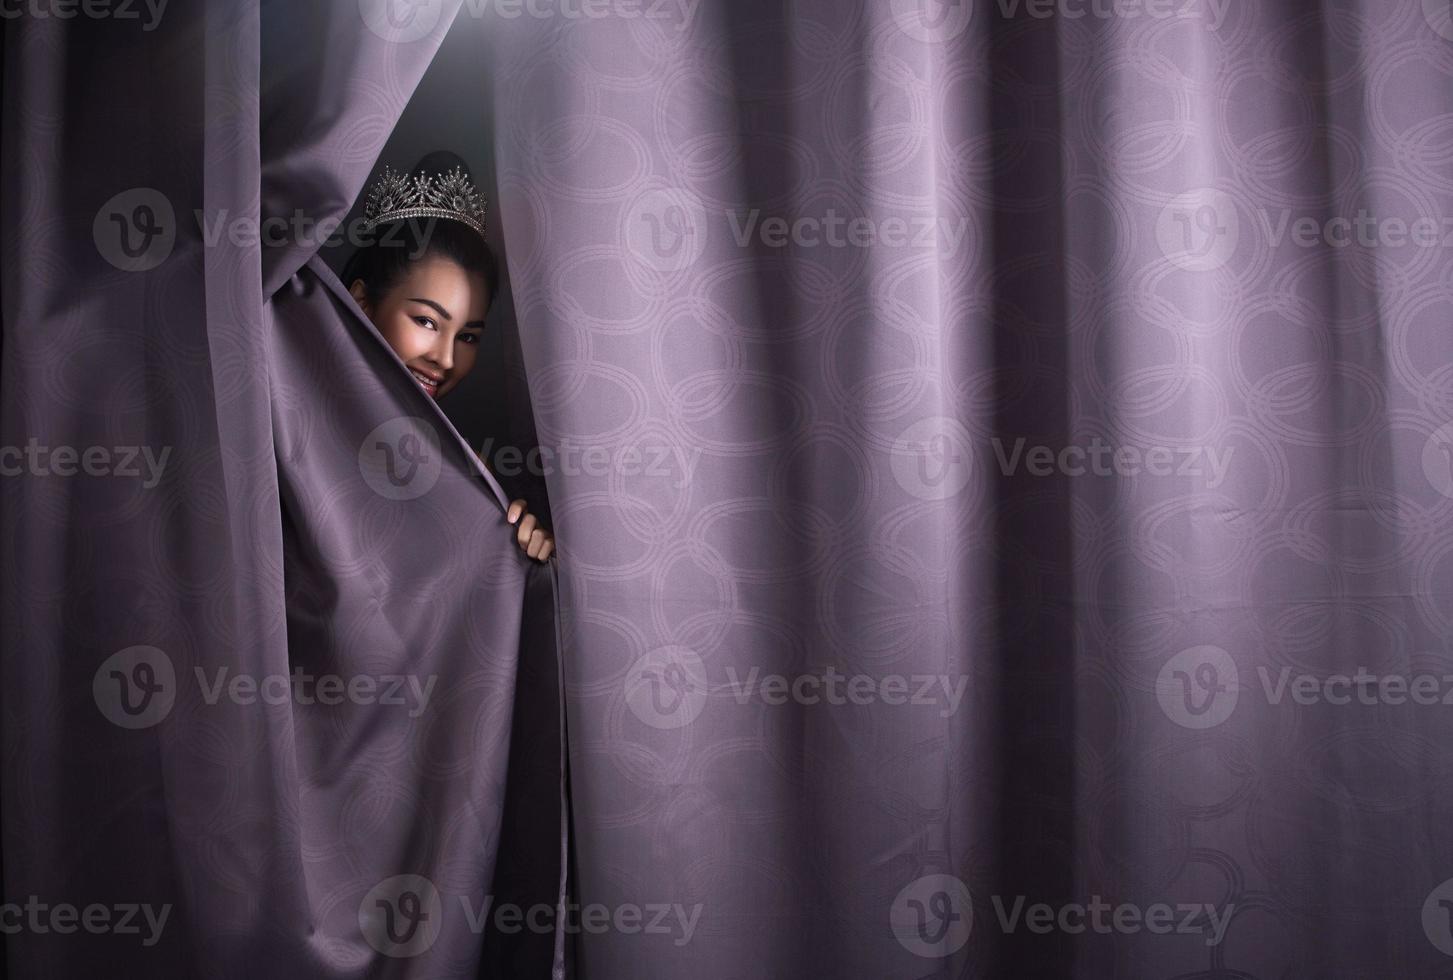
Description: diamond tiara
360,165,488,239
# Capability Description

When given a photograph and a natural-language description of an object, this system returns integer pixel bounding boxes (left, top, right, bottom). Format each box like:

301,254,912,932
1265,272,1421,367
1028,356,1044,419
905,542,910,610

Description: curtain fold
5,0,1453,977
485,0,1453,976
2,2,566,977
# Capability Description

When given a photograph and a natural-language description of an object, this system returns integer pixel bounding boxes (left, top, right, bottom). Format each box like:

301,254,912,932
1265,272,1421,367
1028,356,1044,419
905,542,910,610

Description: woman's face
350,254,489,400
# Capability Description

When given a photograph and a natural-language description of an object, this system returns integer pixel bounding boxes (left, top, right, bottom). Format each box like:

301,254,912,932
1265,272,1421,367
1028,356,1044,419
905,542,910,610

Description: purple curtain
2,2,565,977
485,0,1453,977
5,0,1453,977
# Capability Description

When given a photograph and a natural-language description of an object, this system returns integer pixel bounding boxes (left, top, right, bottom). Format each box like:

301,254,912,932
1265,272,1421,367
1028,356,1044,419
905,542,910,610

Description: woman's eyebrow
463,320,486,331
407,297,452,320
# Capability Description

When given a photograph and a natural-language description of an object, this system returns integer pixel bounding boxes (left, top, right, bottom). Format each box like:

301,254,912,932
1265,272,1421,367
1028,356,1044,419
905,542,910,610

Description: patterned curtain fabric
487,0,1453,977
1,3,565,977
4,0,1453,978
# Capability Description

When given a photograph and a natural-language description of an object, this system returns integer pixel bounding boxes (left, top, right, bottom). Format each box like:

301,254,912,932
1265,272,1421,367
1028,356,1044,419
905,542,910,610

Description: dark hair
342,151,500,311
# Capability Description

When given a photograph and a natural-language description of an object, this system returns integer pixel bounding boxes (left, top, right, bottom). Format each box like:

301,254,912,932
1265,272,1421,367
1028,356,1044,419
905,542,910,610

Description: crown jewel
361,165,488,239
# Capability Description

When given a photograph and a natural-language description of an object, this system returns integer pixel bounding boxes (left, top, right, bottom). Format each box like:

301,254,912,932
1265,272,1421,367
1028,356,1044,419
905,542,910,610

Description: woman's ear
348,279,371,315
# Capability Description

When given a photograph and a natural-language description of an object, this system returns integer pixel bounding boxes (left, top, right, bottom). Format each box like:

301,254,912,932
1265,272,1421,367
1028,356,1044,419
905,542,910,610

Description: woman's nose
429,335,454,372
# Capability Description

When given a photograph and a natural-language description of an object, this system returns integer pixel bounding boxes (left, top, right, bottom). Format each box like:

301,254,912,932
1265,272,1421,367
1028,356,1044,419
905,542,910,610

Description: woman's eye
414,316,437,330
458,333,481,345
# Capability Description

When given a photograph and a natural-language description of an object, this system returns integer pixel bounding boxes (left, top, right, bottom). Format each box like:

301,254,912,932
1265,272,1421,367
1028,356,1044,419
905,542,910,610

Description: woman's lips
409,369,441,398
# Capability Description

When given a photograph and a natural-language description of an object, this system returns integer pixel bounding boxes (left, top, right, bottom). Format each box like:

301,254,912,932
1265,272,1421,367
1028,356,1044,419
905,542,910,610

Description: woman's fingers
508,499,554,561
516,512,538,549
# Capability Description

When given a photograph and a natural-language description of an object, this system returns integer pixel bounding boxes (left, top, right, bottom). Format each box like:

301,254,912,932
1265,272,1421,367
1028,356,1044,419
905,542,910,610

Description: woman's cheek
457,345,479,377
377,317,411,359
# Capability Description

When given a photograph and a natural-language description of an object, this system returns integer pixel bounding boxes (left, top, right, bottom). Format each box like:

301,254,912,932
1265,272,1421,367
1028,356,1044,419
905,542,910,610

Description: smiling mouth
409,370,442,397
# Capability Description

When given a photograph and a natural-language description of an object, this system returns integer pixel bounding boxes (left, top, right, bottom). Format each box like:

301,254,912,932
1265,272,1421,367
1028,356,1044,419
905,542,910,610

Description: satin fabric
1,3,567,976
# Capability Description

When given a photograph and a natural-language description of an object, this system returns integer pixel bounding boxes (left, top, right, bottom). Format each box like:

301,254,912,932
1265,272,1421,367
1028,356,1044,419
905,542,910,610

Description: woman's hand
506,499,555,562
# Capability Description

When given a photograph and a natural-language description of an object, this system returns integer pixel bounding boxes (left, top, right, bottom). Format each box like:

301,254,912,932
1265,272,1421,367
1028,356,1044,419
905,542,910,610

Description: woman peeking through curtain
2,3,572,976
342,150,554,563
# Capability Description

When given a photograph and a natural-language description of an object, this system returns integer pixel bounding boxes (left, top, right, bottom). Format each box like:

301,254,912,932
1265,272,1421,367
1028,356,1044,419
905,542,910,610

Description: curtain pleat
486,1,1453,976
2,3,567,977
